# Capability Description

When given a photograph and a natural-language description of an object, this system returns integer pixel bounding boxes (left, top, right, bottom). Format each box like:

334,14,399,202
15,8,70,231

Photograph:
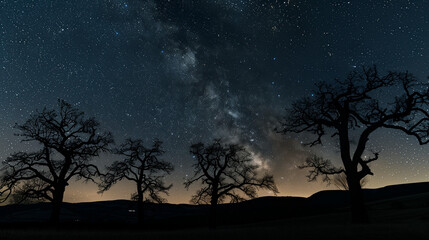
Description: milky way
0,0,428,203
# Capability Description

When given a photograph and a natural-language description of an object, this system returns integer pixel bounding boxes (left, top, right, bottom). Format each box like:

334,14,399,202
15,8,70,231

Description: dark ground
1,182,429,240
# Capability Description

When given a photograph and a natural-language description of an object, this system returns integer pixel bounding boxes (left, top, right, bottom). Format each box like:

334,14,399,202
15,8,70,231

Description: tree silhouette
333,171,368,191
0,100,113,223
299,155,369,190
10,178,50,204
98,139,173,224
278,66,429,223
185,139,278,227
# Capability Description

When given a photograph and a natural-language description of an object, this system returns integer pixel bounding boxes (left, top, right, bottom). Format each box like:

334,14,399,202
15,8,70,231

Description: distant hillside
308,182,429,207
0,182,428,227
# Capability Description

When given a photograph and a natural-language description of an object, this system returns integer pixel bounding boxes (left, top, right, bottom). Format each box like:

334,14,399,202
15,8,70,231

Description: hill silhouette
308,181,429,207
0,182,428,229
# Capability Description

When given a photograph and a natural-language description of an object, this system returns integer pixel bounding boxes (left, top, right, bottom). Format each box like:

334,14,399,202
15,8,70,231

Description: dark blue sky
0,0,428,203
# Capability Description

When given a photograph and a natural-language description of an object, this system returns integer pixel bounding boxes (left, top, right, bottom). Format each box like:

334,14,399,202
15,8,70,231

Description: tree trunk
338,125,369,224
49,185,65,224
347,175,369,224
209,196,218,229
137,191,144,225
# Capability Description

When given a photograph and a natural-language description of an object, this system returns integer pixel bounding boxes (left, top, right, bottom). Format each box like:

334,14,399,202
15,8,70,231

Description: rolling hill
0,182,428,228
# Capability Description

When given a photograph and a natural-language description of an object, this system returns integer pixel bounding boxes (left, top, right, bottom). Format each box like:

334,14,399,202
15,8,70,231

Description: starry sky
0,0,428,204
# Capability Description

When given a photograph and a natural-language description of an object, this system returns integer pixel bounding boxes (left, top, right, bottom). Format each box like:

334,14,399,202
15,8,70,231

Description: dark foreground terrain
0,223,428,240
1,182,429,240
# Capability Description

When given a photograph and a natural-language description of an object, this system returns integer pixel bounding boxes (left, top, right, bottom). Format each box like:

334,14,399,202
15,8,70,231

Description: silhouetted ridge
308,182,429,207
0,182,428,228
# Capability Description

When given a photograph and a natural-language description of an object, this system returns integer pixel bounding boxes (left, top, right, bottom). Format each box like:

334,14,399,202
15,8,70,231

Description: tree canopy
185,139,278,205
99,139,173,203
278,66,429,223
0,100,113,222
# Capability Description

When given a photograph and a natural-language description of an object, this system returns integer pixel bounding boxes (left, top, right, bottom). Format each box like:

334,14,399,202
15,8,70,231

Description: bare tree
278,66,429,223
301,156,368,190
10,178,50,204
98,139,173,224
333,172,368,191
0,100,113,223
185,139,278,227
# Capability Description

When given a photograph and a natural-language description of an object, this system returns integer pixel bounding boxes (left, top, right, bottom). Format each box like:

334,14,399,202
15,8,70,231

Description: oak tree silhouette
298,155,369,190
185,139,278,228
333,171,368,191
278,66,429,223
98,139,173,224
0,100,113,223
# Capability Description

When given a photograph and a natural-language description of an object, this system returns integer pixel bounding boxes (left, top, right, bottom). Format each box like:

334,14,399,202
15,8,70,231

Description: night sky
0,0,428,204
